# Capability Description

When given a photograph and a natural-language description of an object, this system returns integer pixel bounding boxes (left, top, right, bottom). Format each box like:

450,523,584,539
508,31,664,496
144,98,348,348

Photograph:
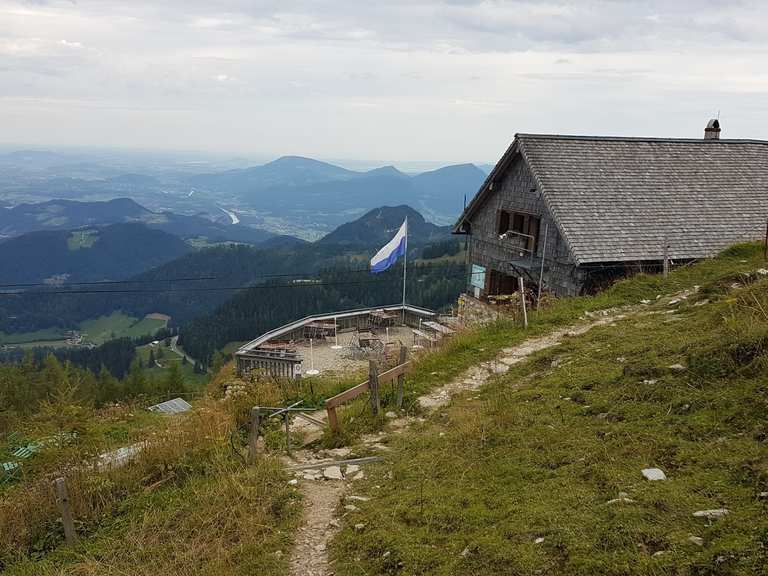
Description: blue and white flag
370,219,407,273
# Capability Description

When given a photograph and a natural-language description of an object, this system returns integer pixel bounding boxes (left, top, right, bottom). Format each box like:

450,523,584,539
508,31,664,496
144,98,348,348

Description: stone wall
458,293,513,325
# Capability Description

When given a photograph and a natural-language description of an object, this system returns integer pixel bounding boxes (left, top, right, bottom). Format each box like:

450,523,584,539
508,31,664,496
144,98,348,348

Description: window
497,210,510,234
512,213,525,234
498,210,541,252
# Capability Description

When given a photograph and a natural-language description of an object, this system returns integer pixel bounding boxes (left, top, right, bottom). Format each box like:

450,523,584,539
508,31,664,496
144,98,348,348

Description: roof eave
452,137,522,233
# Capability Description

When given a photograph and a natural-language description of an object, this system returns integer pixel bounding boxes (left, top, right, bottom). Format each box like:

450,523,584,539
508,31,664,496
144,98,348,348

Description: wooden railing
325,347,410,432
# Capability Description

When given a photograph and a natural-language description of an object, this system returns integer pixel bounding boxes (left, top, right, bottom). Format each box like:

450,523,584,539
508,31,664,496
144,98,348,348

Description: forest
0,352,188,435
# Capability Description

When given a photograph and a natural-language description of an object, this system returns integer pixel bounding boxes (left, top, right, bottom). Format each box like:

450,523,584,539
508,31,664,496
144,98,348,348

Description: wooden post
284,413,291,455
518,276,528,329
54,477,78,545
369,360,380,416
327,405,339,433
396,345,407,409
248,407,261,463
764,218,768,260
663,239,670,278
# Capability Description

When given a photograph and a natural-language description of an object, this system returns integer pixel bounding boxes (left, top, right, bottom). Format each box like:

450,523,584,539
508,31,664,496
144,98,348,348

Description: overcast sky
3,0,768,164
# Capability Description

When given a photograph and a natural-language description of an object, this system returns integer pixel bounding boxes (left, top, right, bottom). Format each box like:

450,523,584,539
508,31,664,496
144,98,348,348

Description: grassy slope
7,460,299,576
2,386,298,575
1,312,166,347
329,245,768,575
80,311,167,345
136,341,209,389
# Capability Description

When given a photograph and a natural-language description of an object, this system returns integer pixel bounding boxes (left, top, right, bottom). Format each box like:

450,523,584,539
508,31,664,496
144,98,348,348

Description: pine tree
163,363,185,397
125,360,147,397
211,350,226,374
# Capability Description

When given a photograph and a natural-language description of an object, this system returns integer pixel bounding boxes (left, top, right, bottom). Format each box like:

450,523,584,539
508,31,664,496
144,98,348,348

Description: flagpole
402,217,408,325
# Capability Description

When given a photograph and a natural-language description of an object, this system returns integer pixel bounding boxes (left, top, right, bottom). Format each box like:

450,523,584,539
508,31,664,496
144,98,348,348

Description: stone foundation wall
458,293,518,325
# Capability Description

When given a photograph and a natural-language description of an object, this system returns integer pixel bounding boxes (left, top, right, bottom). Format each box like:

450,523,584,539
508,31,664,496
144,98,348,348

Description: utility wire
0,260,466,290
0,272,473,297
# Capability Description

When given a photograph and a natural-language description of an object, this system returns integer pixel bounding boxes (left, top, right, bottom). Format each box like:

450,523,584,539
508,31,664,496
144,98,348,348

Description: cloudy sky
2,0,768,164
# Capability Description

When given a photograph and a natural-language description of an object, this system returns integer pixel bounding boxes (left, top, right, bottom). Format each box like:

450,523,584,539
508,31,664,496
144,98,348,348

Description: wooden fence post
248,407,261,463
327,406,339,433
54,477,78,545
396,345,407,409
369,360,380,416
518,276,528,329
284,413,291,455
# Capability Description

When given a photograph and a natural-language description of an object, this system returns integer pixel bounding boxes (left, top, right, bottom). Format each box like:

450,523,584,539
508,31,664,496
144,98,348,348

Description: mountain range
0,198,273,244
0,223,191,284
0,205,460,333
189,156,486,229
0,152,487,238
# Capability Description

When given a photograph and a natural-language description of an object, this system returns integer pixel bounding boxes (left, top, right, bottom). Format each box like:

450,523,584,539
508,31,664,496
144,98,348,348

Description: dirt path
289,480,346,576
286,312,626,574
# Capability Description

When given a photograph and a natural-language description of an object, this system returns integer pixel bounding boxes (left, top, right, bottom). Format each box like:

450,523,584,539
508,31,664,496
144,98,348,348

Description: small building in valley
454,120,768,298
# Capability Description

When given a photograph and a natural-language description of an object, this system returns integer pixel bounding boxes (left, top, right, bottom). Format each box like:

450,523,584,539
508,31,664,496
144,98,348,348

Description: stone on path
288,478,299,486
345,464,360,476
352,471,365,481
323,466,344,480
693,508,729,519
641,468,667,481
385,411,398,419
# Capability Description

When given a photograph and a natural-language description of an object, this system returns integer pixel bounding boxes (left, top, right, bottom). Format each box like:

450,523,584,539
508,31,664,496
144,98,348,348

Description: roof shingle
462,134,768,264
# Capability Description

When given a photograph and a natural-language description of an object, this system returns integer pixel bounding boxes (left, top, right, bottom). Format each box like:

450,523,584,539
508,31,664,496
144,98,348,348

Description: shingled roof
456,134,768,264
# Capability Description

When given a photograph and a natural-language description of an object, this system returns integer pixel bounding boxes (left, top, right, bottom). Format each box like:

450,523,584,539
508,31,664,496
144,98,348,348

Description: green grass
1,397,299,576
326,244,768,575
136,342,209,390
1,312,167,349
80,312,167,345
0,328,67,345
66,229,99,250
4,459,299,576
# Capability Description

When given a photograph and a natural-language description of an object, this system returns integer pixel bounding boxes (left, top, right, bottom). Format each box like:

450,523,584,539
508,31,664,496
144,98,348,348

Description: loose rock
668,363,686,371
347,495,370,502
693,508,729,520
641,467,667,481
354,523,366,531
687,536,704,546
323,466,344,480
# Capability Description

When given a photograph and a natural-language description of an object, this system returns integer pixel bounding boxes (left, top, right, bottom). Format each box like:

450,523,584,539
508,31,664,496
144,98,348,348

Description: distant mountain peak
317,205,448,247
364,165,408,179
266,155,337,168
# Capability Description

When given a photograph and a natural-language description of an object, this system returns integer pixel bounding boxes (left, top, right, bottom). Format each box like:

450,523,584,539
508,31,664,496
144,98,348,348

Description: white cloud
1,0,768,162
